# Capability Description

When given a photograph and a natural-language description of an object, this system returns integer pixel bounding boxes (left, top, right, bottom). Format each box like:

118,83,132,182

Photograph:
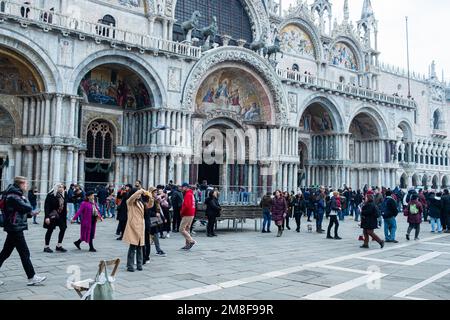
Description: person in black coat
43,183,68,253
205,190,221,237
28,188,38,224
360,194,385,249
291,192,306,233
116,184,132,240
428,192,443,233
0,177,46,285
381,191,399,243
170,186,183,232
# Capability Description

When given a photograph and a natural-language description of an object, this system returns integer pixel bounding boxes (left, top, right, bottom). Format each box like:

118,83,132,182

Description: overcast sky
281,0,450,83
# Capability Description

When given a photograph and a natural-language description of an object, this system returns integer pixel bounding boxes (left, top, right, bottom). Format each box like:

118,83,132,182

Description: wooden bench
196,205,263,231
71,259,120,299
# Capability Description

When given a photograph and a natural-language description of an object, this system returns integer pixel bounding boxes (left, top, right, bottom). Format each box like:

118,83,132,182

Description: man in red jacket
180,183,196,250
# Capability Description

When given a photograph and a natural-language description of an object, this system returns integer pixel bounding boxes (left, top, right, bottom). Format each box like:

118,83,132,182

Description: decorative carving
288,92,298,113
81,110,122,145
168,67,181,92
181,48,287,125
58,37,73,67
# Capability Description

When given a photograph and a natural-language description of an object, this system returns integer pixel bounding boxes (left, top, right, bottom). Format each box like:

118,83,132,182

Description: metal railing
195,186,270,206
277,69,418,109
0,0,202,59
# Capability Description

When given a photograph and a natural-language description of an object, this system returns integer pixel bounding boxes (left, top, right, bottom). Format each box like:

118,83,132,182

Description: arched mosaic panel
196,68,271,123
279,24,315,58
330,42,358,71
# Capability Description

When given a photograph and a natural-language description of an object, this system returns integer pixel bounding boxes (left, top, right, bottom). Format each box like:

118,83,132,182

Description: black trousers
117,219,127,235
162,209,171,233
207,216,216,235
440,212,447,230
44,226,67,246
294,213,301,230
282,214,290,229
327,215,340,237
172,208,181,232
144,229,151,261
0,231,35,279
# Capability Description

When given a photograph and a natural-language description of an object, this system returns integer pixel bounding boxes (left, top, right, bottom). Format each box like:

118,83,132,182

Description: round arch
400,173,408,189
0,28,60,92
397,120,413,141
329,36,365,73
432,175,439,189
182,47,288,125
298,94,344,133
278,18,323,61
0,105,16,143
69,50,166,108
347,106,389,139
442,175,449,188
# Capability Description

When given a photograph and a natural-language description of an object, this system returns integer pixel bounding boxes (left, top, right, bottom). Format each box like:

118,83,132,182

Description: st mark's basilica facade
0,0,449,198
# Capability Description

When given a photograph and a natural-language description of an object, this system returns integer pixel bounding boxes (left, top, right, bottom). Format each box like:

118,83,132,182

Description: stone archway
432,175,439,189
412,174,419,187
400,173,408,189
422,175,429,188
443,175,449,189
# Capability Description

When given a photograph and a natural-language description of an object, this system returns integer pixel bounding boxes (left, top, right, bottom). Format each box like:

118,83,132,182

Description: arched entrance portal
412,174,419,187
298,141,308,187
422,175,428,189
84,120,115,190
443,176,449,189
432,175,439,189
299,99,340,188
349,112,383,188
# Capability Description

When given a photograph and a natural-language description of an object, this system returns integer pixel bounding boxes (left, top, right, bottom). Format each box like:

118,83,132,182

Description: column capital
24,146,34,152
52,146,63,151
41,145,51,151
67,147,74,153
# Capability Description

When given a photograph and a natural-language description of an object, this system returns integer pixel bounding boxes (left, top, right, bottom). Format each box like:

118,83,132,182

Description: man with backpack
382,190,399,243
404,193,423,241
0,176,47,286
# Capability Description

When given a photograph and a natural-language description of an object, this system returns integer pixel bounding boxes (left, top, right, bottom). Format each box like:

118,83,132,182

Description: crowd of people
0,175,449,286
258,185,450,247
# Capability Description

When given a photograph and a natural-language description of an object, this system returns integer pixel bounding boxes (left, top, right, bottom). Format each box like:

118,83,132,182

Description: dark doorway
85,163,110,192
198,163,220,186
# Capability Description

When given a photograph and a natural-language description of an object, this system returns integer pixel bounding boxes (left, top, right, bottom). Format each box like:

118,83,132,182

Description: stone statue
263,34,283,60
201,16,218,41
182,10,201,42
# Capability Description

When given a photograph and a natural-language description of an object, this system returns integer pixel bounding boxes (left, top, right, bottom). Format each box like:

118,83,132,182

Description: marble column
114,153,122,187
78,151,86,186
66,147,74,185
143,155,149,188
34,146,42,189
154,156,160,185
159,155,166,185
168,154,175,183
52,146,62,184
183,155,190,183
35,98,41,136
293,164,298,192
28,98,36,136
68,97,77,137
176,155,183,185
148,155,155,187
54,95,63,136
73,149,79,184
44,95,51,136
22,98,29,136
40,146,50,195
24,146,33,182
14,146,22,177
137,155,143,181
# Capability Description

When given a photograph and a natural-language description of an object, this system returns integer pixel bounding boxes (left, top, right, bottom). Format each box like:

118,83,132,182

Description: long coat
44,192,68,230
73,201,100,243
403,199,423,224
428,196,442,219
123,189,145,246
271,196,287,223
361,201,380,230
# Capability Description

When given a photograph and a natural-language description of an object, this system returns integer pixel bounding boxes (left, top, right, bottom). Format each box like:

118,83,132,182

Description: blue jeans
354,206,361,222
384,217,397,241
316,211,324,230
108,206,115,218
430,218,442,232
74,202,81,223
338,210,345,221
31,205,37,223
99,203,107,218
262,209,271,231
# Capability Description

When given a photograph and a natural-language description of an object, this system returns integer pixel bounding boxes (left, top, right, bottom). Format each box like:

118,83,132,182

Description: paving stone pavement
0,215,449,300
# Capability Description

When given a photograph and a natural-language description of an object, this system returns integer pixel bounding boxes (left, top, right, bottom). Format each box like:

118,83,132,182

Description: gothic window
173,0,253,45
1,1,6,12
292,64,300,72
86,121,114,160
